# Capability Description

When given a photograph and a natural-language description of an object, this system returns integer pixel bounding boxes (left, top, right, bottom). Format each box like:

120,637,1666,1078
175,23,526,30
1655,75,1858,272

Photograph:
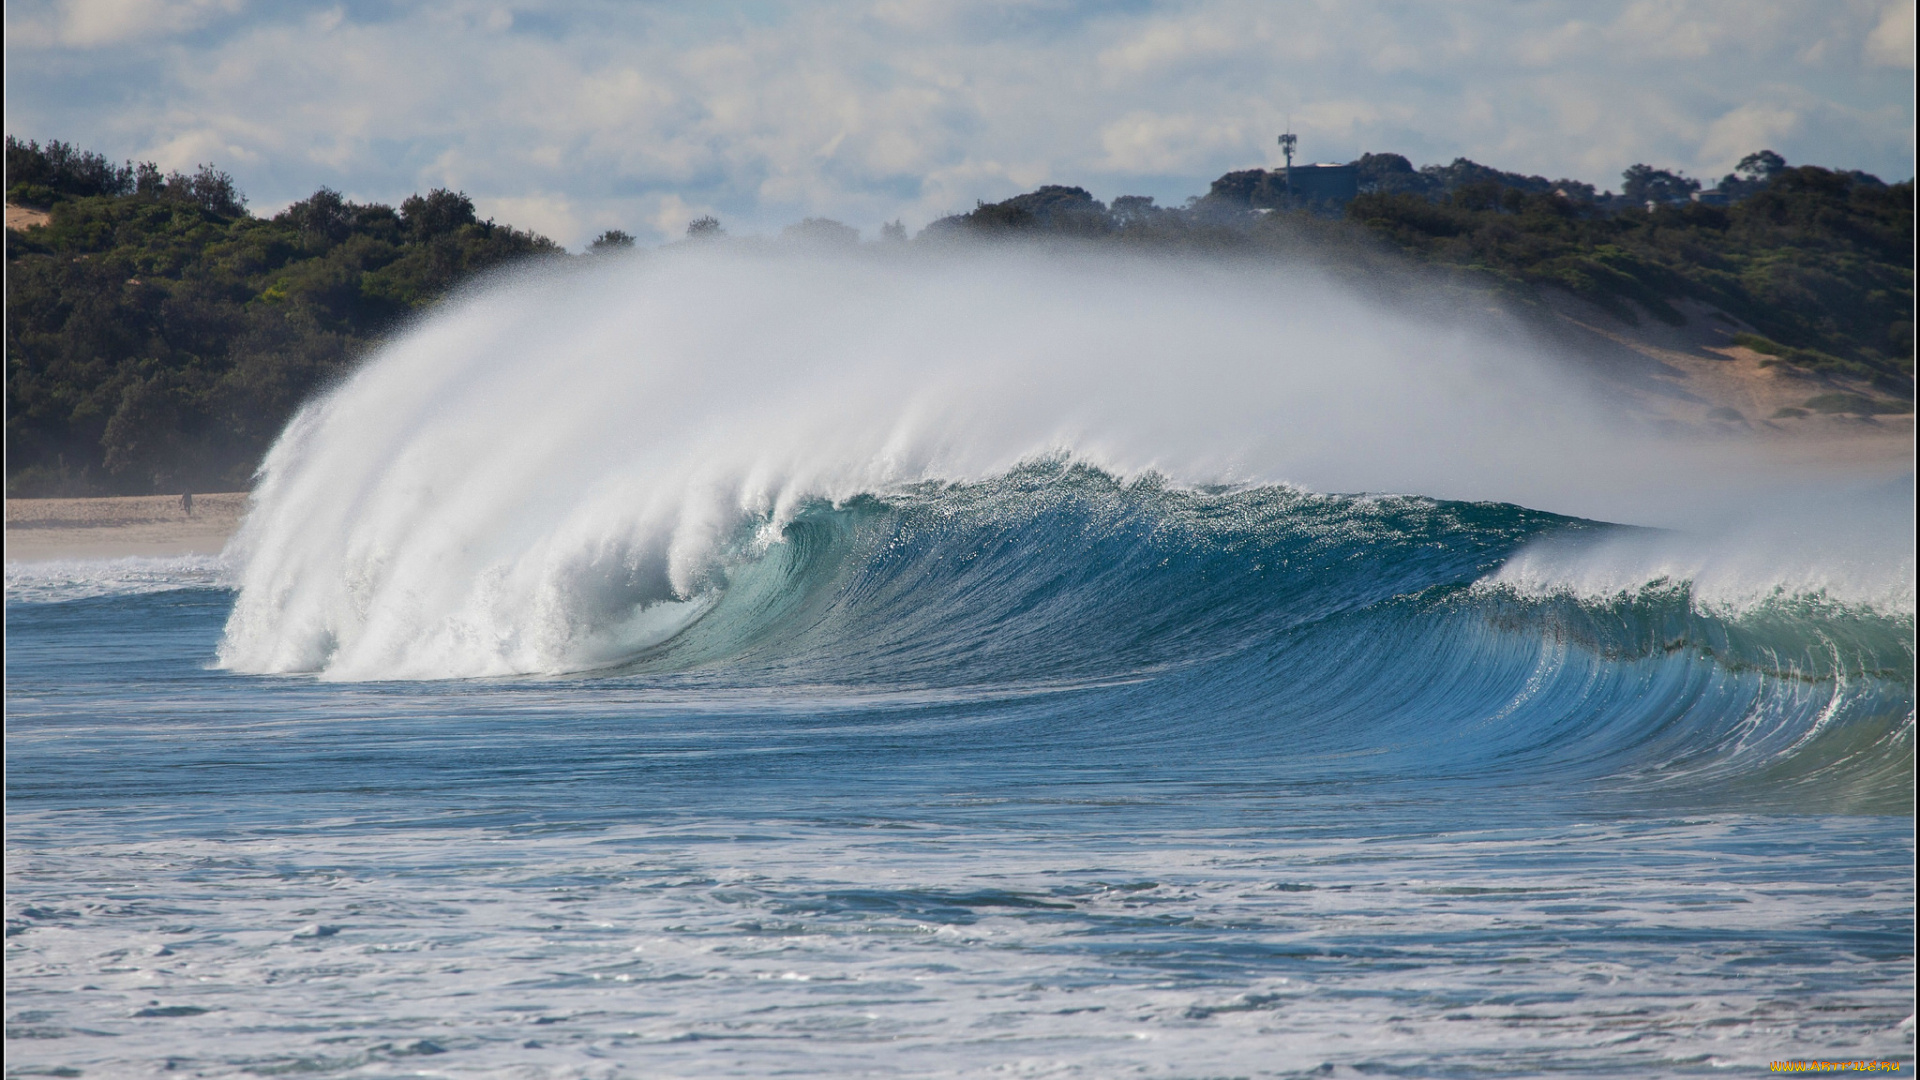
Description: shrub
589,229,636,252
1801,393,1913,415
1731,332,1787,356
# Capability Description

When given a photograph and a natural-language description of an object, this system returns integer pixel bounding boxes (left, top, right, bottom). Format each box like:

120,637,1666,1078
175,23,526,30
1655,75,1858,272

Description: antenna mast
1278,129,1297,197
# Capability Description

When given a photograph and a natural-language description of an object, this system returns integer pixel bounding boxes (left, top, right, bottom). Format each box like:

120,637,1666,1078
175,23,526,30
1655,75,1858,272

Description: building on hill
1205,163,1359,211
1285,163,1359,204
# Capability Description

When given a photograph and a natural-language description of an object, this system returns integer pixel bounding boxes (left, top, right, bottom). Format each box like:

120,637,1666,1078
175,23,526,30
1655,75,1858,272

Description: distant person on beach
182,491,193,517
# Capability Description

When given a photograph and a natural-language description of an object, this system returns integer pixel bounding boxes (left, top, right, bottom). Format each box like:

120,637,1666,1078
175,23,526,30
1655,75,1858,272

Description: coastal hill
6,136,1912,497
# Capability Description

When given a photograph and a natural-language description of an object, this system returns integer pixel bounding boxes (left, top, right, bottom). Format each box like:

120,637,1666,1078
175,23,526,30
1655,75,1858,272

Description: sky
5,0,1914,248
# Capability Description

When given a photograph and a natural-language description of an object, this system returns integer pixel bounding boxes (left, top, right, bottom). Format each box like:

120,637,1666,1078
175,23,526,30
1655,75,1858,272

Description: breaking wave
211,247,1913,811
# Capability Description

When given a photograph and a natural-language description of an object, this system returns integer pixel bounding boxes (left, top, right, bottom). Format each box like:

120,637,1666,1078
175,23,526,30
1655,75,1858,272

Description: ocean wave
207,247,1912,810
211,461,1913,811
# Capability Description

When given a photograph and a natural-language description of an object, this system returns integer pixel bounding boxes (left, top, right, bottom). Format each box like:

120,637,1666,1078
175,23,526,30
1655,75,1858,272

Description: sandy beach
5,492,248,562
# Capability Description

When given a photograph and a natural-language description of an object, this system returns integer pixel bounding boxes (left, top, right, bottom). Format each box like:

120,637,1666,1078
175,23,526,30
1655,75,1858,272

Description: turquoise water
6,467,1913,1076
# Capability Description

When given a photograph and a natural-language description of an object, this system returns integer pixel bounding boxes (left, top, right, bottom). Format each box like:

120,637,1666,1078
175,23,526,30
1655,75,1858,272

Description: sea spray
1485,478,1916,618
217,245,1912,690
218,244,1814,680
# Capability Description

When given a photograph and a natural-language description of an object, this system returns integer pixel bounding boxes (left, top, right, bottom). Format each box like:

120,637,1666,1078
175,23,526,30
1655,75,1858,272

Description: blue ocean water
7,467,1914,1077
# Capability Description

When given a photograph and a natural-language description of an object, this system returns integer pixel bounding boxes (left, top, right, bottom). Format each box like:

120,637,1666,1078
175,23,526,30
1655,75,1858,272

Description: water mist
215,245,1910,679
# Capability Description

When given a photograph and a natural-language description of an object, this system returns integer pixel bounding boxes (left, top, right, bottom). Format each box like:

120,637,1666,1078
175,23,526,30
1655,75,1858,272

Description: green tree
5,136,136,204
1621,164,1701,205
589,228,636,252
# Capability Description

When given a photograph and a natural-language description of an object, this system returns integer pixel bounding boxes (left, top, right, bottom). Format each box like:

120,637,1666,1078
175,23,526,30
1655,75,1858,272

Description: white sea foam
5,814,1910,1077
4,555,229,606
214,246,1905,679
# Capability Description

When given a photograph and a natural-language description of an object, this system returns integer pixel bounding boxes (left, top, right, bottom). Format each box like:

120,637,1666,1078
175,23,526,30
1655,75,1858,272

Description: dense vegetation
1341,167,1912,391
7,138,562,494
6,136,1913,496
932,157,1913,396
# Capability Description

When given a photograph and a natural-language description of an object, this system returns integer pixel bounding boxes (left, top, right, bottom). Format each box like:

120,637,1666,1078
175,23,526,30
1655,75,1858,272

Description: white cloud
1099,112,1254,174
1700,104,1801,173
1866,0,1916,67
648,193,710,244
56,0,244,47
141,126,260,173
1513,20,1597,67
1098,18,1248,76
1607,1,1718,59
3,0,1912,247
482,193,579,247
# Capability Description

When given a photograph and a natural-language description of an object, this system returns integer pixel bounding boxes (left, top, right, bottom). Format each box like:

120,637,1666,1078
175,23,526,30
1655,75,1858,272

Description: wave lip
1484,493,1916,619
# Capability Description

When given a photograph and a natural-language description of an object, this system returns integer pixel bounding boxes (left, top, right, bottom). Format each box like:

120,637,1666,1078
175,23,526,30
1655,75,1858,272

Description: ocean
6,249,1914,1076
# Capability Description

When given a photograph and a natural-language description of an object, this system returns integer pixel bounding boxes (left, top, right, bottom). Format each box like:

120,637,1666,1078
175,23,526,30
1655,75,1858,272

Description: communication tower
1277,131,1297,196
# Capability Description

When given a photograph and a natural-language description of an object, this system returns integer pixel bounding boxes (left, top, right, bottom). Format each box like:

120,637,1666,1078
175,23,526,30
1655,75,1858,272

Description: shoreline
5,492,248,562
4,406,1913,568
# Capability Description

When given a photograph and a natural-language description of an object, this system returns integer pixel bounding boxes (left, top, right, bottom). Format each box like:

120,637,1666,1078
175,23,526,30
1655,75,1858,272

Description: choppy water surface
7,470,1914,1077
